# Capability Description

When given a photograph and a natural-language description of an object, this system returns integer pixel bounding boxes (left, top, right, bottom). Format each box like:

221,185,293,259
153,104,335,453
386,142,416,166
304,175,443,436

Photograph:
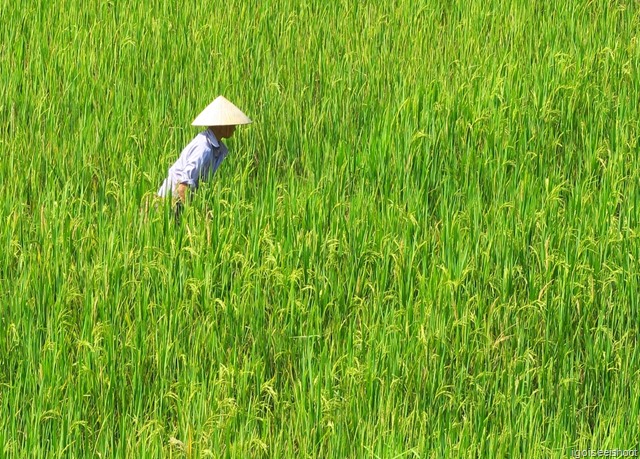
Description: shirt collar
204,129,220,148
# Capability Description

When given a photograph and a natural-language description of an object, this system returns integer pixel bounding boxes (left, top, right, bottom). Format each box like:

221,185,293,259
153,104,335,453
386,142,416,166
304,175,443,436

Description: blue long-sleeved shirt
157,129,228,198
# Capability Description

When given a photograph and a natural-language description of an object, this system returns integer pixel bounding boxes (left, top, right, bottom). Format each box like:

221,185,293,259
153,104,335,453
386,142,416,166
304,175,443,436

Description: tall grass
1,0,639,457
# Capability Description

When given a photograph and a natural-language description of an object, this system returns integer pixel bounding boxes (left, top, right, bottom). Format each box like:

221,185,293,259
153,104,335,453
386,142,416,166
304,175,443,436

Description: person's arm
173,144,211,202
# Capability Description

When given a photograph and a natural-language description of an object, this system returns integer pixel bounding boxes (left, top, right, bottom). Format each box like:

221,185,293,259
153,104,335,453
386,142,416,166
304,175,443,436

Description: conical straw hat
192,96,252,126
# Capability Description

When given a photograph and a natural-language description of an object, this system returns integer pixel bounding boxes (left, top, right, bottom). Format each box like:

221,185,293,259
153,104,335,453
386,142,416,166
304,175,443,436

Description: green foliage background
1,0,639,457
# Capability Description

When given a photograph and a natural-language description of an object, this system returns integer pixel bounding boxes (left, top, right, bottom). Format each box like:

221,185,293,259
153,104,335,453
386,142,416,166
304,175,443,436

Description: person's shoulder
182,131,207,149
194,131,211,146
189,132,214,153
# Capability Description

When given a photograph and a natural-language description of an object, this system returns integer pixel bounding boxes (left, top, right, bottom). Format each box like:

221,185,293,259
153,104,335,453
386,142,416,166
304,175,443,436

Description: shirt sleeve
174,144,211,188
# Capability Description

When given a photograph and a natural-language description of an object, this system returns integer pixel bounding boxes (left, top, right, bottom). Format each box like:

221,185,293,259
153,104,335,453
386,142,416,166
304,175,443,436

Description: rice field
1,0,640,457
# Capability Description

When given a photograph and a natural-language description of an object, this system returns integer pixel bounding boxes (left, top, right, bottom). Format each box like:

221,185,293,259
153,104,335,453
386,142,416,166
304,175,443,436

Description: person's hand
173,183,189,224
176,183,189,203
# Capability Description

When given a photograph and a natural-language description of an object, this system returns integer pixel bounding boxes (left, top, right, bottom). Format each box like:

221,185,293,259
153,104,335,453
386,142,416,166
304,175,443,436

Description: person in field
157,96,252,209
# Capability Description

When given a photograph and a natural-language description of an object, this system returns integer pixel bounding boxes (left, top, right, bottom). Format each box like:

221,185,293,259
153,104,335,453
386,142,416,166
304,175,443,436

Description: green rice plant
1,0,639,457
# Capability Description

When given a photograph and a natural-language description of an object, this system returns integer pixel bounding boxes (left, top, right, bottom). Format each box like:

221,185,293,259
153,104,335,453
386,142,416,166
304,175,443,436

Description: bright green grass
1,0,640,457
